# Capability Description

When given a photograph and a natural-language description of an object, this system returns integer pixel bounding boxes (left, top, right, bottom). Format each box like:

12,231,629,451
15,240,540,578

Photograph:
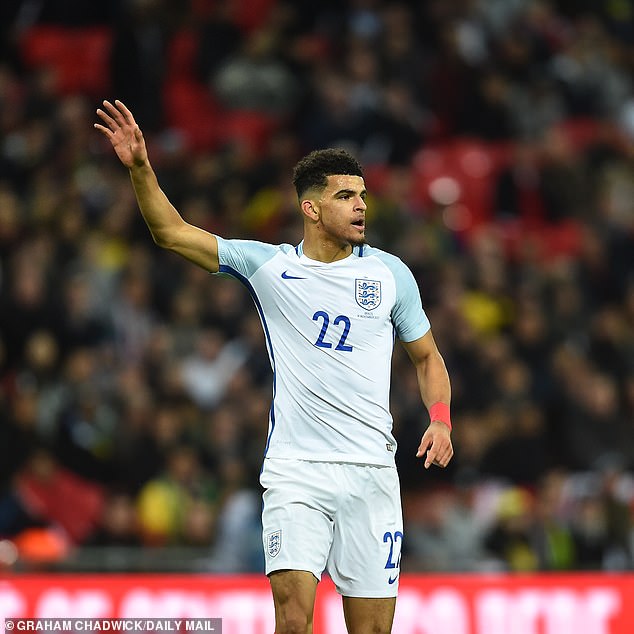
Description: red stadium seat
74,28,112,96
20,26,112,97
167,29,198,80
232,0,277,32
20,26,67,68
163,79,220,151
214,109,280,154
187,0,276,32
362,164,391,194
557,118,601,150
411,137,519,232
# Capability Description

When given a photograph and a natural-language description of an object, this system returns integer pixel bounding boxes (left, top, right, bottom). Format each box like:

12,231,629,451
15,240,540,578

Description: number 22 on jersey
312,310,353,351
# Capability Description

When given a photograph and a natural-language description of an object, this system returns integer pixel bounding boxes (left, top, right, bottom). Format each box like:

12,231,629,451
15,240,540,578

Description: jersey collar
295,241,365,259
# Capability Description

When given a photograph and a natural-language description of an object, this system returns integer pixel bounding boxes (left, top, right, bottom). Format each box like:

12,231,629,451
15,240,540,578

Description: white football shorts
260,457,403,598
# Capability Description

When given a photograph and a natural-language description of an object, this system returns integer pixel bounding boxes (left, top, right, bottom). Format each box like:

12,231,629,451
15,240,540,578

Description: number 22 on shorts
384,530,402,584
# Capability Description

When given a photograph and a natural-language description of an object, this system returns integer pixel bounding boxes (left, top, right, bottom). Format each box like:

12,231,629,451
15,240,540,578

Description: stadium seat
214,109,280,154
412,140,505,228
20,26,112,97
167,29,198,80
163,79,220,151
232,0,277,32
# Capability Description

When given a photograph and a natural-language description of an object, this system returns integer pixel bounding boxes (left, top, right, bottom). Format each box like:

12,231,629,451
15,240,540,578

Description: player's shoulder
217,237,298,266
216,237,296,277
360,244,411,275
360,244,420,297
217,236,294,254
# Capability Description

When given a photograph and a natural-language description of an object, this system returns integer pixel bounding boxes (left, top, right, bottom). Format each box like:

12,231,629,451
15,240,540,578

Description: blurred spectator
136,444,218,546
562,371,630,470
15,330,66,439
0,247,63,367
364,81,429,166
484,486,540,572
196,1,244,83
179,328,248,410
111,0,176,131
55,383,118,484
209,488,263,572
459,71,516,140
212,27,299,115
60,272,112,351
0,385,41,488
571,491,613,570
403,488,458,572
483,403,551,485
13,448,104,544
110,266,156,362
538,127,591,222
89,492,141,547
531,470,576,571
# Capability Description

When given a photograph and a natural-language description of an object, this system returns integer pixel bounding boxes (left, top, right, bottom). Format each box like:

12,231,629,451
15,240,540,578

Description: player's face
315,175,367,246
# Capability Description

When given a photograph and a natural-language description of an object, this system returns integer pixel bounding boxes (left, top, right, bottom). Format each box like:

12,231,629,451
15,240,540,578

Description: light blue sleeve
215,237,281,280
373,250,430,342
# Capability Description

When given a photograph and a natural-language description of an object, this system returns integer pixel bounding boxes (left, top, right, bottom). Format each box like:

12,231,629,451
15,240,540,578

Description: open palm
94,100,148,168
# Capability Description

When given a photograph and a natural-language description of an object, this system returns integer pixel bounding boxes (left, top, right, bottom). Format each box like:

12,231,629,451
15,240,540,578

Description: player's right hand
94,99,148,169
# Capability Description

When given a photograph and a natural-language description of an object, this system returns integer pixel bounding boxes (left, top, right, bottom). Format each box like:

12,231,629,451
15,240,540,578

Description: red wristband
429,402,451,431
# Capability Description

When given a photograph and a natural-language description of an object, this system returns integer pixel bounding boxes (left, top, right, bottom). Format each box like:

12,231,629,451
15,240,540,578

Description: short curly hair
292,149,364,198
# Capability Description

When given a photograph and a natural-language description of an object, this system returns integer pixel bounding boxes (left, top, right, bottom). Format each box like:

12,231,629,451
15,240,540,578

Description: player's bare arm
94,99,219,272
401,331,454,469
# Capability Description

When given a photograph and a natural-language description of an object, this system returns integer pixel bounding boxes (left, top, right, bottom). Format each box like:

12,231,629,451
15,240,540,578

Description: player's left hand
416,421,453,469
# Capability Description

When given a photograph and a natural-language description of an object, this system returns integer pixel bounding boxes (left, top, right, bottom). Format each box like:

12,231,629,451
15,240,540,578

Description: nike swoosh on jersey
281,270,307,279
388,574,399,584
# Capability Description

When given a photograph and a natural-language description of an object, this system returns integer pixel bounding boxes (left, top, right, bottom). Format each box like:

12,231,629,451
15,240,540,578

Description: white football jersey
215,238,430,467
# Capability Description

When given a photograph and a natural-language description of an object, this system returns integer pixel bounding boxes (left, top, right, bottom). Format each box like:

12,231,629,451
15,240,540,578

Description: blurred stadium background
0,0,633,631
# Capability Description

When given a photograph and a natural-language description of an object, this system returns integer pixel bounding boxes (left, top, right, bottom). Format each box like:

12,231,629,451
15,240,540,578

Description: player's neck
302,235,353,263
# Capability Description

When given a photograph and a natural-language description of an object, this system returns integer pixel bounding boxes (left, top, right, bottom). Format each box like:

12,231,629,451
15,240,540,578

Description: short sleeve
215,237,280,279
390,259,430,342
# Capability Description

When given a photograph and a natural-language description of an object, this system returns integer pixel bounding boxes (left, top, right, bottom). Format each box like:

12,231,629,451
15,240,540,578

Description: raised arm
401,330,454,469
94,100,219,272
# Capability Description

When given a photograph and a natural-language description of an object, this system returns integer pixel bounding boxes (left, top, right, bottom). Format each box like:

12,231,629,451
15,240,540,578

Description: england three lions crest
356,279,382,310
266,530,282,557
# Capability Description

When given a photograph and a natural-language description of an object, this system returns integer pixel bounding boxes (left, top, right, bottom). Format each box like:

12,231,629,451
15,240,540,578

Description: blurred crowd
0,0,633,574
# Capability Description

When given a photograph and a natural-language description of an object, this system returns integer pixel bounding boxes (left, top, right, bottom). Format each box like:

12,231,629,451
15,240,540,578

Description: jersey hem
263,454,396,468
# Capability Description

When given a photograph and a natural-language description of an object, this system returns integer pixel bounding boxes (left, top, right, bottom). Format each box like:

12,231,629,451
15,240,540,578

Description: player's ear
300,199,319,221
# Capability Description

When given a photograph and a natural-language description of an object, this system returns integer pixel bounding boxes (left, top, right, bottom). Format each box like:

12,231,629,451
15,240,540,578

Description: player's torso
250,250,397,360
250,248,399,463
